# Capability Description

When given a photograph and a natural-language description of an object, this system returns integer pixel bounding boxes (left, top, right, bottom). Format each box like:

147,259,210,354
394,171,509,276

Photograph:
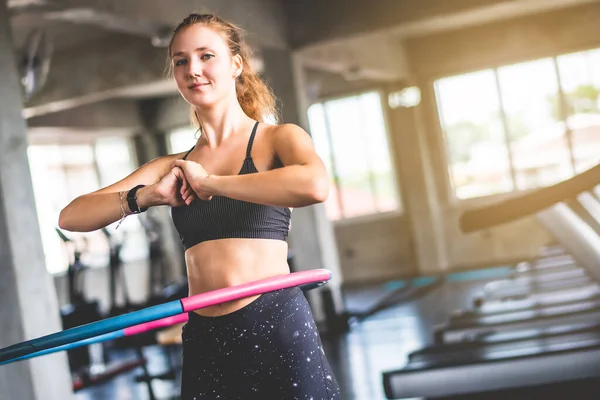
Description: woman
59,13,342,400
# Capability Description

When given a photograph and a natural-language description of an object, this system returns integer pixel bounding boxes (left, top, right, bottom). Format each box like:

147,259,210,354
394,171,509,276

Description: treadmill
471,192,600,308
435,192,600,343
383,163,600,399
484,251,581,289
469,195,600,308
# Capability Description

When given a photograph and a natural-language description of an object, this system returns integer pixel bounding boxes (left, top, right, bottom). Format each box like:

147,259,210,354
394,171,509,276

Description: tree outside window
435,48,600,199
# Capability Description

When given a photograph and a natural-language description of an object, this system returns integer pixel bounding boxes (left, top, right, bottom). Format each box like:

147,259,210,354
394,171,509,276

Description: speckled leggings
180,287,342,400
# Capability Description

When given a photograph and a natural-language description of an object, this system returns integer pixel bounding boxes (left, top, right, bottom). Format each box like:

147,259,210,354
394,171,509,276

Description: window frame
431,49,600,204
27,133,143,276
307,88,403,223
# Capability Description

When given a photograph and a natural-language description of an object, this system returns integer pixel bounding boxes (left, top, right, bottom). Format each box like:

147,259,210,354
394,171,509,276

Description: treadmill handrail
460,163,600,233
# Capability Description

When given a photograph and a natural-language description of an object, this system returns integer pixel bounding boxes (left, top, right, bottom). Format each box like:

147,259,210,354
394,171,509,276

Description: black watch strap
126,185,148,214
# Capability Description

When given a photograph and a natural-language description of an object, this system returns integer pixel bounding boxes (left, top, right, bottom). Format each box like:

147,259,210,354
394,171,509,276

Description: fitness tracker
126,185,148,214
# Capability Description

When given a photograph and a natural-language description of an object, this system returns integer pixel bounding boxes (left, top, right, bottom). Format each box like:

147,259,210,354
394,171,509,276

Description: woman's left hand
172,159,215,201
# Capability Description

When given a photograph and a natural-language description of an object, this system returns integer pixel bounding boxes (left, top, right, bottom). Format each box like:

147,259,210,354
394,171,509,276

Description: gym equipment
482,262,585,295
102,228,138,317
55,228,104,372
140,213,172,299
72,357,147,392
0,269,332,364
469,192,600,309
452,284,600,324
55,228,151,395
472,254,590,306
435,191,600,343
383,331,600,399
471,253,586,308
437,295,600,343
383,163,600,399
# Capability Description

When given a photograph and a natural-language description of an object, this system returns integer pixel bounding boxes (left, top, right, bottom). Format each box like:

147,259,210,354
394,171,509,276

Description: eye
201,53,215,61
174,58,187,67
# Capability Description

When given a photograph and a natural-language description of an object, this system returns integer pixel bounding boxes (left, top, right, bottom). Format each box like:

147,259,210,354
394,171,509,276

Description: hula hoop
0,269,331,365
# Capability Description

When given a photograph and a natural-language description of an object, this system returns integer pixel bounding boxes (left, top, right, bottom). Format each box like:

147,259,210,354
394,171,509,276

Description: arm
176,124,329,208
58,153,186,232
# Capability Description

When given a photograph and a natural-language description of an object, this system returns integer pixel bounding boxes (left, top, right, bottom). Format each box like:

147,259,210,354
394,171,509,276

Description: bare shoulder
271,123,310,136
263,123,313,146
261,122,320,166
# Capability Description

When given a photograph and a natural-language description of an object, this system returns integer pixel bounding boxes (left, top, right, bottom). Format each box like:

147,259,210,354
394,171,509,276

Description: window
307,91,401,220
27,137,145,274
436,48,600,199
557,49,600,172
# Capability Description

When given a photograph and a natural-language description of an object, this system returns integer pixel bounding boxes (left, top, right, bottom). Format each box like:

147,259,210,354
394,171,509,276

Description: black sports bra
170,122,291,250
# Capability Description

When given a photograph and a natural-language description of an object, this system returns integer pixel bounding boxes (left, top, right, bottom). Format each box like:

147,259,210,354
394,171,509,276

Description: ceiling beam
26,99,142,129
22,34,172,117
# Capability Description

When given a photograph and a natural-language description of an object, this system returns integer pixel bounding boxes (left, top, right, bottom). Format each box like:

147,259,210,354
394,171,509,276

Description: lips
188,82,209,90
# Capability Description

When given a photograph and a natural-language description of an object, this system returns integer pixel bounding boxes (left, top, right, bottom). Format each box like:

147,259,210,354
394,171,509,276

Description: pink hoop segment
181,269,332,312
123,268,332,337
124,313,189,337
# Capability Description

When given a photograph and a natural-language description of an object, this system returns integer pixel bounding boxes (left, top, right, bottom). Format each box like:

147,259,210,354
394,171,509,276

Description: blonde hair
167,13,279,129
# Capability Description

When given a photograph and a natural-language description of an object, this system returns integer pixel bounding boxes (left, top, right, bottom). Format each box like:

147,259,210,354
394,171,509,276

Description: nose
187,56,203,78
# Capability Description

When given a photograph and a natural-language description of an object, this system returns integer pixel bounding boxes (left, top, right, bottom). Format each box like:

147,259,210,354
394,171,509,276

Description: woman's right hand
154,167,197,207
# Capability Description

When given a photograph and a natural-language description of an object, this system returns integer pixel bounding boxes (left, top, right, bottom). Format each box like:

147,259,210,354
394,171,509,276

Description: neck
195,93,253,148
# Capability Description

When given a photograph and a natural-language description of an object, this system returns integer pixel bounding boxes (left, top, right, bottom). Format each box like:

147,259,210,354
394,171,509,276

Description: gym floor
72,278,483,400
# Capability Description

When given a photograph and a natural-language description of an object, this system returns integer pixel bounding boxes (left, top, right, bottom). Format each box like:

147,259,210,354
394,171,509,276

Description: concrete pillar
261,48,345,326
0,1,73,399
384,83,448,274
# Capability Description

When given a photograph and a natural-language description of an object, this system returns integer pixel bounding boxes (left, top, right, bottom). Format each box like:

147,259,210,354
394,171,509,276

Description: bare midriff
184,238,290,317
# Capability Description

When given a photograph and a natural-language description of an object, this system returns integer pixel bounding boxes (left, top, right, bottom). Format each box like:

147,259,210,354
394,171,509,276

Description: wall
334,213,416,284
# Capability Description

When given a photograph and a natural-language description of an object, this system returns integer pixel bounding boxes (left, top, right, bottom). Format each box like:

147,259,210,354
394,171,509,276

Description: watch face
127,185,146,213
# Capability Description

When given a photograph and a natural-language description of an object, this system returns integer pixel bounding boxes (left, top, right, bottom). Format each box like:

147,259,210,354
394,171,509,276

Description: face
170,24,242,108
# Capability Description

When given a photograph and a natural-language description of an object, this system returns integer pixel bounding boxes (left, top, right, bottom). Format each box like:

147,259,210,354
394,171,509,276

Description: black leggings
180,287,342,400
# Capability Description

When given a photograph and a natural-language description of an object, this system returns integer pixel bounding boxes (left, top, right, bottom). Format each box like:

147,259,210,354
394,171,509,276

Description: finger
173,159,186,169
171,160,185,172
181,188,190,202
183,185,193,196
171,167,182,182
180,179,188,196
173,168,190,193
185,188,196,205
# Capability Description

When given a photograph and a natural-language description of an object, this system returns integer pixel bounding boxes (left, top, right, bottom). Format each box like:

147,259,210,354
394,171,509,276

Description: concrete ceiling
6,0,600,118
9,0,288,50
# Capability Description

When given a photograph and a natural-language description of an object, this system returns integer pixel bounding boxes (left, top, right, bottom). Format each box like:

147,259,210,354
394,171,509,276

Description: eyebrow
171,47,209,58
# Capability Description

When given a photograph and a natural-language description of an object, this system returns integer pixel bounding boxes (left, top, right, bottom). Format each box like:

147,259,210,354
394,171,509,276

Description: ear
232,54,243,78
